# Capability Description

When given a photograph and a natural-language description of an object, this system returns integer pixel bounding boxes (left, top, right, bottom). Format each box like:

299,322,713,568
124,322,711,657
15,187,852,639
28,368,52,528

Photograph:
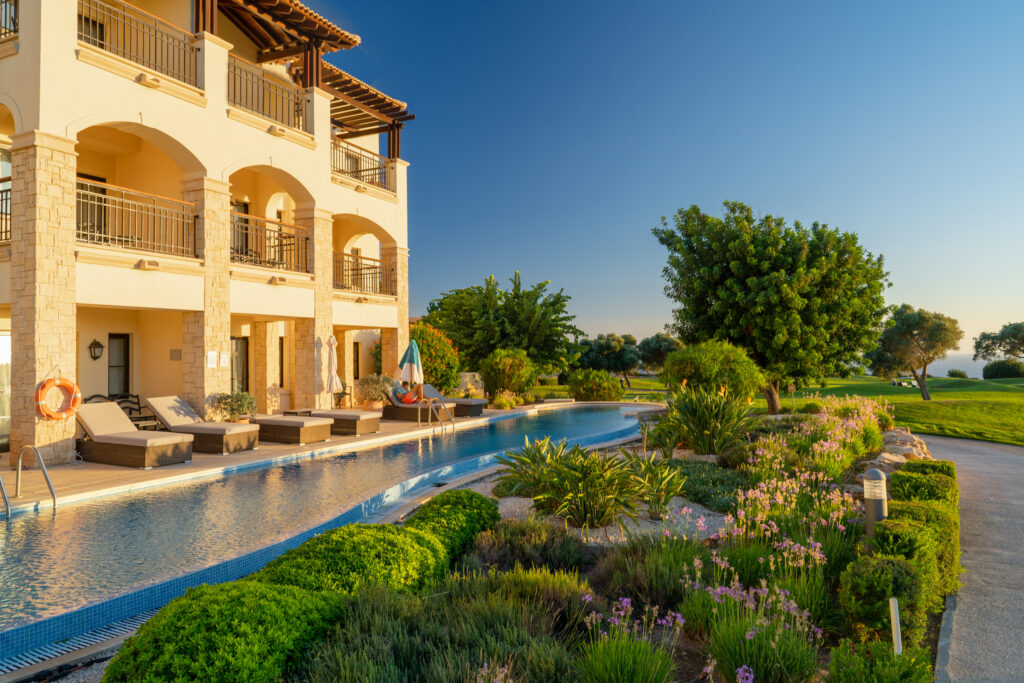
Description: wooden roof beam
322,84,395,124
257,40,308,63
221,0,304,44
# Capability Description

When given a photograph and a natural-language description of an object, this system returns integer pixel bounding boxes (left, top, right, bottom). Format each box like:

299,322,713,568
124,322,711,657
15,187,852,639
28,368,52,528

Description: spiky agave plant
494,436,570,498
665,387,761,456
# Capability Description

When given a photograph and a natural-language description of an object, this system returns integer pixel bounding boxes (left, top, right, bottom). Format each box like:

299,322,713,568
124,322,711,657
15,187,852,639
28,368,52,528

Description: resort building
0,0,413,465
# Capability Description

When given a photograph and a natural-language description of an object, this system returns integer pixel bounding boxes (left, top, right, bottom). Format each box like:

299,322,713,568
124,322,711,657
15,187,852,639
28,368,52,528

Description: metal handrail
332,252,397,296
0,186,10,241
228,54,306,130
0,0,16,40
230,212,311,272
0,446,58,518
331,137,393,192
76,180,197,257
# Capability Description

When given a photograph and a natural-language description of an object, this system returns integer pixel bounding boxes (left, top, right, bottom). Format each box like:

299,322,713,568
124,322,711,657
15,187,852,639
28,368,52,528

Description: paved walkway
926,435,1024,683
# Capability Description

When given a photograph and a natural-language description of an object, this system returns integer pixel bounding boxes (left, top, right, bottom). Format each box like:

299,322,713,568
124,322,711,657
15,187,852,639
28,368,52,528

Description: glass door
0,332,10,453
231,337,249,393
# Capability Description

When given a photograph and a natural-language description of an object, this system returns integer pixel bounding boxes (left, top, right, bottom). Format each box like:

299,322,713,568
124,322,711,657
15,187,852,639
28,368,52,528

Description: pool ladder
416,399,456,436
0,446,58,518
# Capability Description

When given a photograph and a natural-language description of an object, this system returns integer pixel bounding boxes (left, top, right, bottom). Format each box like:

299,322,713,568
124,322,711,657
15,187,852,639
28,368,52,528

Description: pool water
0,406,638,630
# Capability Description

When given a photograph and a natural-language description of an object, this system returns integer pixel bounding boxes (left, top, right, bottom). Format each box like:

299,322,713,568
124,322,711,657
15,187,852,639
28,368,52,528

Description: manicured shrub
480,348,538,396
410,322,461,394
591,536,709,610
903,459,956,478
404,489,500,560
828,638,933,682
251,523,446,595
661,340,766,397
667,460,749,513
462,518,591,573
576,637,676,683
838,555,926,644
538,376,557,386
946,368,969,379
299,581,575,683
104,582,342,683
888,499,961,594
660,387,760,456
982,358,1024,379
889,470,959,508
567,368,624,401
873,518,942,611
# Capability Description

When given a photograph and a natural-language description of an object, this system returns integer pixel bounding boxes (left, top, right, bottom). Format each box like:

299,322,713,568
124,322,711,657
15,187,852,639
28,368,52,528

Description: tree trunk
763,381,782,414
622,372,632,388
912,367,931,401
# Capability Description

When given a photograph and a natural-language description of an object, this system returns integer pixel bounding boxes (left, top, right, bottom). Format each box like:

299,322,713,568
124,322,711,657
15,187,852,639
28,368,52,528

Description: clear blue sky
310,0,1024,366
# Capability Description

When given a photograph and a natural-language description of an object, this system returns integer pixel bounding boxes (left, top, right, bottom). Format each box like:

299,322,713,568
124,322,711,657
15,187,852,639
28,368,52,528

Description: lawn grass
752,375,1024,448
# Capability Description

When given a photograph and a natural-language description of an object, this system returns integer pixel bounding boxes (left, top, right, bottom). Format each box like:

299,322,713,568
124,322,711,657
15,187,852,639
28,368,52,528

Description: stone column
380,244,410,377
252,321,280,414
9,132,78,466
334,329,354,407
181,176,231,417
292,208,333,409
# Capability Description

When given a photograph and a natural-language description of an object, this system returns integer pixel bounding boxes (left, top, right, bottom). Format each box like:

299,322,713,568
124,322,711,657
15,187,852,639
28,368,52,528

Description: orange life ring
35,377,83,420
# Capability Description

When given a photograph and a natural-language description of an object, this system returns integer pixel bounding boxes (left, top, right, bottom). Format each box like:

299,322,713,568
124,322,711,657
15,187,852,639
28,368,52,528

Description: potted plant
358,374,394,411
213,391,257,423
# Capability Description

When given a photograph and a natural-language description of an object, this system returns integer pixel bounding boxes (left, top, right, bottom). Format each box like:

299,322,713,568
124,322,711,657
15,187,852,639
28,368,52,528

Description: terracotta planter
363,400,384,411
233,417,251,424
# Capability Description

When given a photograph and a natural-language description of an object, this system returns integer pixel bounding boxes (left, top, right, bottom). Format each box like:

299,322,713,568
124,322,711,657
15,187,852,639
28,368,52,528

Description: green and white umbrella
396,340,424,385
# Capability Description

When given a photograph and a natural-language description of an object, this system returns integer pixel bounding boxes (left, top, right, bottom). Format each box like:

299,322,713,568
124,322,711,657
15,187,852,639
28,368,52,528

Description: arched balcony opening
331,214,398,297
74,123,202,258
227,165,314,273
0,102,15,244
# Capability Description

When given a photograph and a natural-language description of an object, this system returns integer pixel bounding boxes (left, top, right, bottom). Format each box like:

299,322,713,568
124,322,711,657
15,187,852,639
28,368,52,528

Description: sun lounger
252,415,332,444
422,384,486,417
306,410,382,436
76,402,193,468
145,396,259,455
381,383,458,422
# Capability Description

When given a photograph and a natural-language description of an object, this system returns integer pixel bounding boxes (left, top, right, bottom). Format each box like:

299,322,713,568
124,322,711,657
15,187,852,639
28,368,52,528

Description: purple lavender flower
736,664,754,683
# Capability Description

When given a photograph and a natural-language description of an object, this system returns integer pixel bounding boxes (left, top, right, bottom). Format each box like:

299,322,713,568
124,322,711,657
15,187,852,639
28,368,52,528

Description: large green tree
973,322,1024,361
422,272,581,373
653,201,889,412
866,304,963,401
577,334,641,386
637,332,682,370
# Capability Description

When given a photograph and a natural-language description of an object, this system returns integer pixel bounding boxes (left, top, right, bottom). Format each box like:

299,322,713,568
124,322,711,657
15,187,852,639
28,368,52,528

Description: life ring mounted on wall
35,376,83,421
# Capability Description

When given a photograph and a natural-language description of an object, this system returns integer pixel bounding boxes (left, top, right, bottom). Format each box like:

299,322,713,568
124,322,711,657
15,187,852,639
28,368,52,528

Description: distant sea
917,352,987,379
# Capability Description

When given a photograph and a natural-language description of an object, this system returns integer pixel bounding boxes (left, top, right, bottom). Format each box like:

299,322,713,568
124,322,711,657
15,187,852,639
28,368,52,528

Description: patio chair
381,382,458,422
145,396,260,455
76,402,192,468
422,384,486,417
305,409,382,436
252,414,333,444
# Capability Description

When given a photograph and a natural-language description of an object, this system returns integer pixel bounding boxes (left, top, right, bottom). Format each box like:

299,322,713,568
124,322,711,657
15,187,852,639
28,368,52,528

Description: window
231,200,250,260
278,336,285,388
108,334,130,396
0,148,10,241
352,341,361,381
77,13,105,48
231,337,249,393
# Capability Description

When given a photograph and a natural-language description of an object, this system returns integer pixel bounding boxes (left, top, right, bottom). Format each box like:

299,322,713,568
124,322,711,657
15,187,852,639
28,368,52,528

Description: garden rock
856,452,907,474
844,484,865,500
883,428,933,460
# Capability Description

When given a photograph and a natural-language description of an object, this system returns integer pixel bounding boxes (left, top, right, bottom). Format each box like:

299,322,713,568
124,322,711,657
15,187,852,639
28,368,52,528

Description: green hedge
103,582,342,682
888,499,961,595
872,519,942,611
404,490,501,560
251,523,447,595
889,471,959,509
902,459,956,479
828,638,932,682
838,555,926,645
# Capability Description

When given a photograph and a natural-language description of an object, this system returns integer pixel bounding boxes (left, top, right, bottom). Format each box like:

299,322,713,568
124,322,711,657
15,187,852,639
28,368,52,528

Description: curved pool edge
0,408,643,663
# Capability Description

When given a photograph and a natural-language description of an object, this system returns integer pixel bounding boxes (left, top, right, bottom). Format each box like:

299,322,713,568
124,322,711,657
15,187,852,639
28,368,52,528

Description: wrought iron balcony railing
333,252,396,296
0,0,17,40
331,138,393,192
228,55,307,131
230,212,311,273
76,180,197,257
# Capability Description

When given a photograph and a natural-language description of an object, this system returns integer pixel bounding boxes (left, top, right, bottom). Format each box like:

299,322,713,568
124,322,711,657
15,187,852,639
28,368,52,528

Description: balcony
228,55,306,131
230,213,310,273
76,180,197,257
331,138,393,192
77,0,198,87
333,252,396,296
0,186,9,241
1,0,16,40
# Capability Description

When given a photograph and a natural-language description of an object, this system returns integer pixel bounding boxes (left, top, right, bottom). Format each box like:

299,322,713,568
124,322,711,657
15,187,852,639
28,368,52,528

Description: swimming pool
0,405,639,661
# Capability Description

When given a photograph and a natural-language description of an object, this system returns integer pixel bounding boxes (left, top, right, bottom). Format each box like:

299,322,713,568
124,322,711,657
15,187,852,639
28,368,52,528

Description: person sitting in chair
396,380,425,404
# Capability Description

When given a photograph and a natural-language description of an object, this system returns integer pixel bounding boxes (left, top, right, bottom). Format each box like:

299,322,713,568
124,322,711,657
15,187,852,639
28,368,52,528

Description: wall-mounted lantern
88,339,105,361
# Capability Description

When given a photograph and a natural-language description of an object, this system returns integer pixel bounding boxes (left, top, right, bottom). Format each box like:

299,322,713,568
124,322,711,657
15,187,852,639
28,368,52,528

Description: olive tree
638,332,682,370
577,334,641,386
866,304,963,400
974,322,1024,361
653,201,889,412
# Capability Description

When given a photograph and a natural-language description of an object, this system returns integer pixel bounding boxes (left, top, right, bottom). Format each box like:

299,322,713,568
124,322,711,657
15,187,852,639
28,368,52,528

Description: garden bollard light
889,597,903,656
863,468,888,549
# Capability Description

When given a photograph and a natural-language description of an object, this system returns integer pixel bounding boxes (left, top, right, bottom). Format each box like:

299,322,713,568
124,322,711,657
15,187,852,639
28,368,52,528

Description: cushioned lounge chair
381,383,458,422
307,410,382,436
422,384,486,417
76,402,193,468
145,396,259,455
252,415,332,444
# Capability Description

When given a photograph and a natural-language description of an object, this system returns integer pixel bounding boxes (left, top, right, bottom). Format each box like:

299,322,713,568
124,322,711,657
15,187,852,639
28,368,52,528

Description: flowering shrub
410,322,461,394
567,368,624,401
480,348,537,396
577,597,683,683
